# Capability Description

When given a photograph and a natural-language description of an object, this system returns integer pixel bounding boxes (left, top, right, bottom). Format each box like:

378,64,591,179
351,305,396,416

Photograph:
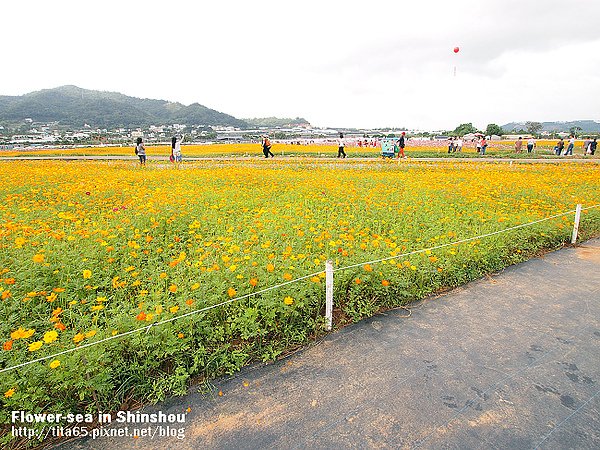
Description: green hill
243,117,311,128
502,120,600,133
0,86,248,129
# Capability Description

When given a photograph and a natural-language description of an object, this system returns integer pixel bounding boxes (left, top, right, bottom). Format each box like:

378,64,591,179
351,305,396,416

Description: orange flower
10,328,35,340
249,278,258,287
363,264,373,272
227,287,237,298
4,388,15,398
266,263,275,272
54,322,66,331
177,333,184,339
136,311,147,321
3,340,13,351
382,280,390,287
1,290,10,300
283,273,293,281
73,333,85,343
168,284,177,293
185,299,194,306
355,278,362,284
32,254,45,263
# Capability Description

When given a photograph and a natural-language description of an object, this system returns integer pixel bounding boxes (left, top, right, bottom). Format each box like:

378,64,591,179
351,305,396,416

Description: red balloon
453,47,460,53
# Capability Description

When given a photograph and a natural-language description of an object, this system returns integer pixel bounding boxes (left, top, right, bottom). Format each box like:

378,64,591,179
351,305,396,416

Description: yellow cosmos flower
73,333,85,344
33,254,45,263
85,330,97,338
169,305,179,314
82,270,92,279
49,360,61,369
283,296,294,305
227,287,237,298
168,284,177,293
28,341,43,352
43,330,58,344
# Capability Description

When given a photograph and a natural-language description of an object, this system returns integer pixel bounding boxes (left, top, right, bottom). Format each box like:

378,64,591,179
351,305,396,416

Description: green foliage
526,121,543,136
452,123,479,136
485,123,504,136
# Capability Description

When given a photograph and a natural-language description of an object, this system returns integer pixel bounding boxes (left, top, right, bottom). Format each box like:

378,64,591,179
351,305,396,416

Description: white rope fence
1,203,599,375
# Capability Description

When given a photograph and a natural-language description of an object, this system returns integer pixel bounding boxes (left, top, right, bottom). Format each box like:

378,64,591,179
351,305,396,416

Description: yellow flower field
1,158,599,446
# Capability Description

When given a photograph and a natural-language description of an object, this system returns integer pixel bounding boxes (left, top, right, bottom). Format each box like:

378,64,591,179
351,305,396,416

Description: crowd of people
132,133,598,165
552,136,597,156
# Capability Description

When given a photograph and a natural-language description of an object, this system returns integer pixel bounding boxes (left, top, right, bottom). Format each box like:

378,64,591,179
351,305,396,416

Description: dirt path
57,240,600,450
2,155,600,164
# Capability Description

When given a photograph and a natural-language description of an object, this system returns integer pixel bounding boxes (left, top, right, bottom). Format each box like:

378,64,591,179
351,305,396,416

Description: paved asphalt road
56,240,600,450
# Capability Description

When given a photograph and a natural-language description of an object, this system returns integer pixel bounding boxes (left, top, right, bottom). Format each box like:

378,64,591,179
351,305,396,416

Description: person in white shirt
171,134,184,164
527,138,536,153
565,135,575,155
337,133,347,158
455,137,463,152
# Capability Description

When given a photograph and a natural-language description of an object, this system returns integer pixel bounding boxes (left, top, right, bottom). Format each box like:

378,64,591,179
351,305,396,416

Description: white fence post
571,204,582,244
325,260,333,331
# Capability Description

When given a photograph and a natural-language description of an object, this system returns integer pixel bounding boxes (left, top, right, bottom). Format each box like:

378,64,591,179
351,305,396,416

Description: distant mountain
0,86,248,129
243,117,311,128
502,120,600,133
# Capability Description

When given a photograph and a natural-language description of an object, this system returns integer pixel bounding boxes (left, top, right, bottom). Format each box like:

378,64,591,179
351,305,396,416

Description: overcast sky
4,0,600,130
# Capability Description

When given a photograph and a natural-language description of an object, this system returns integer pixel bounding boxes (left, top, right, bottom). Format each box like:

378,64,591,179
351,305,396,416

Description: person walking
480,136,488,155
171,134,184,166
396,132,406,159
565,135,575,155
262,135,274,158
135,137,146,165
447,137,455,154
589,138,597,155
527,137,536,153
582,137,591,156
337,133,347,158
455,136,463,152
515,137,523,153
555,138,565,156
